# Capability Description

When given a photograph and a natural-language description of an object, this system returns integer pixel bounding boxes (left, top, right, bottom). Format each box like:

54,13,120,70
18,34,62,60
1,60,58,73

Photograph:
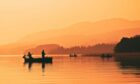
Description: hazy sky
0,0,140,44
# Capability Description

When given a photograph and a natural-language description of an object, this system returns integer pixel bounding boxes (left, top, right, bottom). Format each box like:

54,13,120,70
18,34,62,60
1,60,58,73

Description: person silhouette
42,50,46,60
28,52,33,59
23,54,26,59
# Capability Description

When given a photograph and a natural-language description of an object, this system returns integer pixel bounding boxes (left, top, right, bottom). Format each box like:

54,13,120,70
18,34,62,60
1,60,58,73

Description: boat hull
24,57,53,63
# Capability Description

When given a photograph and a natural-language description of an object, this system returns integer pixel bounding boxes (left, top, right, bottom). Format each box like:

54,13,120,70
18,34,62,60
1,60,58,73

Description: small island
114,35,140,62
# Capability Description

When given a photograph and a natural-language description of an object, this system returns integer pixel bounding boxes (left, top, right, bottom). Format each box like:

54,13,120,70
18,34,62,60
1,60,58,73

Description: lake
0,55,140,84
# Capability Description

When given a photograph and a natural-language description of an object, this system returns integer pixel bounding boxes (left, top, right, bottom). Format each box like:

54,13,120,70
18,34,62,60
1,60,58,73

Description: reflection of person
42,50,46,59
28,52,33,59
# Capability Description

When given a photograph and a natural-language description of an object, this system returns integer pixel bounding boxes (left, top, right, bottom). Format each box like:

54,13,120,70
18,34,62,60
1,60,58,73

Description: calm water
0,55,140,84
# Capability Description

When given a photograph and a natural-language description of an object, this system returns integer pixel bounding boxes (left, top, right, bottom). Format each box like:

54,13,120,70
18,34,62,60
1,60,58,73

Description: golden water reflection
0,56,140,84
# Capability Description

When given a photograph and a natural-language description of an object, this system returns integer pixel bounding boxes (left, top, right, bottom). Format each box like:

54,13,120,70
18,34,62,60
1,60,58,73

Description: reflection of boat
69,53,77,57
23,57,53,63
24,61,52,72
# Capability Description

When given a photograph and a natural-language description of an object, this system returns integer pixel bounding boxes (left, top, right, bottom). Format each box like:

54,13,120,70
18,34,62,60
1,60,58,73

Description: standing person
28,52,33,59
42,50,46,59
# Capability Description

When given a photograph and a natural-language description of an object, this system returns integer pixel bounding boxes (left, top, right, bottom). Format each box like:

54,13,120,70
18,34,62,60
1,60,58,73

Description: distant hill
114,35,140,53
49,44,115,54
25,44,115,55
25,44,61,55
0,18,140,54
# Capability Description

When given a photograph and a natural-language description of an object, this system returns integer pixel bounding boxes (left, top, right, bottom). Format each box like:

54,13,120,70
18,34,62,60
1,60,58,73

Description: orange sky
0,0,140,45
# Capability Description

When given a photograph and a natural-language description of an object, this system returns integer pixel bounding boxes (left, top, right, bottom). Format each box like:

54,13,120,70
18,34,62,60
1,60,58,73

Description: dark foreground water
0,55,140,84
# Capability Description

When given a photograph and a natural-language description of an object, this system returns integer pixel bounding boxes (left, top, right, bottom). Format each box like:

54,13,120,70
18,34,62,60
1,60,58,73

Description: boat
69,53,77,57
23,56,53,63
100,54,112,59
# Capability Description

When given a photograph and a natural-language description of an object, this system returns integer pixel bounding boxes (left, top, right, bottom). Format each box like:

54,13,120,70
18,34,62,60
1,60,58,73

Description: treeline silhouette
49,44,115,54
114,35,140,53
25,44,115,55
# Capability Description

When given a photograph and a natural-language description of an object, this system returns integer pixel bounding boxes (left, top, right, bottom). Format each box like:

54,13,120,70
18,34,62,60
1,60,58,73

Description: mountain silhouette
0,18,140,54
25,44,61,55
17,18,140,47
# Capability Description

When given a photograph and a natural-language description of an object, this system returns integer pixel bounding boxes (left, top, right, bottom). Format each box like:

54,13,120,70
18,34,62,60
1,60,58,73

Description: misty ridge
0,18,140,55
19,18,140,47
25,44,115,55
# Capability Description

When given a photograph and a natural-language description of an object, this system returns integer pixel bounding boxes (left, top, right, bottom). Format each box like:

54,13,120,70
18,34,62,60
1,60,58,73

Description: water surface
0,55,140,84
